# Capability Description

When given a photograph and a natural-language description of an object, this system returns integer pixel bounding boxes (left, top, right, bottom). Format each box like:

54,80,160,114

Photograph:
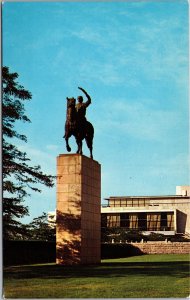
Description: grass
4,254,190,298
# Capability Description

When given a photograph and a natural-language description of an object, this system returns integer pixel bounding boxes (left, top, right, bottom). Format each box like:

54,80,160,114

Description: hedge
3,240,56,266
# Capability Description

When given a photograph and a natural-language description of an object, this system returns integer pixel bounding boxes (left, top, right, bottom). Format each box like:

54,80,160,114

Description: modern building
49,186,190,236
101,186,190,236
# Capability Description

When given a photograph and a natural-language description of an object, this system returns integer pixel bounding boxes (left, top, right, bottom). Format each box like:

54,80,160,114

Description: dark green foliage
2,67,54,239
3,240,55,266
101,227,145,243
101,227,177,243
101,243,143,259
27,213,56,241
102,227,190,243
146,232,165,241
169,235,190,242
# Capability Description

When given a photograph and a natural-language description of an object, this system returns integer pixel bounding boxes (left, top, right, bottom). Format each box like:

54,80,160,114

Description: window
121,199,127,206
160,212,174,231
107,214,120,227
129,213,138,229
133,199,139,207
127,200,133,207
104,211,174,231
167,213,174,230
147,213,161,231
114,200,120,207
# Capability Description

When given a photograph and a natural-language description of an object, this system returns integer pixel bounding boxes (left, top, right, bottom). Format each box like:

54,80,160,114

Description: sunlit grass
4,254,190,298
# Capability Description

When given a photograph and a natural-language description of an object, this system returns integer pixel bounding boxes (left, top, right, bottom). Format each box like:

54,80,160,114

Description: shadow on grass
4,261,189,280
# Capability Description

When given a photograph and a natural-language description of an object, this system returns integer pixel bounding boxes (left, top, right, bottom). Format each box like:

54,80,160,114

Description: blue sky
3,1,189,222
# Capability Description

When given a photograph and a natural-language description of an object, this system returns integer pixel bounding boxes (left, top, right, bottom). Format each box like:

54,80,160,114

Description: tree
2,66,54,239
27,212,56,241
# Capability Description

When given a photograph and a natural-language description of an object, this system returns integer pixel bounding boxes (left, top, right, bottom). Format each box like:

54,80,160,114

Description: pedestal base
56,154,101,264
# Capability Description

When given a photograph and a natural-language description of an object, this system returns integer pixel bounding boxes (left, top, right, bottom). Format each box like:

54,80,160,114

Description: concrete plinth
56,154,101,264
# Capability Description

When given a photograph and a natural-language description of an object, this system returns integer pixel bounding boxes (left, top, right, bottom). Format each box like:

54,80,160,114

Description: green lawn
4,254,190,298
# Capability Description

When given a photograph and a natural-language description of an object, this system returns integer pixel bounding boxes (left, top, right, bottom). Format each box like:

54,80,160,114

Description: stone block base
56,154,101,264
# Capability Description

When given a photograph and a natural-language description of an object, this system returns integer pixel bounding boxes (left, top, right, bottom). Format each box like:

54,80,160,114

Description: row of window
101,212,174,231
108,199,151,207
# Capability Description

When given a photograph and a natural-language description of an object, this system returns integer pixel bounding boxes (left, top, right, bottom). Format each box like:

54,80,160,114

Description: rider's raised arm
78,87,91,107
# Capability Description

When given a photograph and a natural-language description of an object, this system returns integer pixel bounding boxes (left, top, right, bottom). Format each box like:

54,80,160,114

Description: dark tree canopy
2,66,54,239
27,212,56,241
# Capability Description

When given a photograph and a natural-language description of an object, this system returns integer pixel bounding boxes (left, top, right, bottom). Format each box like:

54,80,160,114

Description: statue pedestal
56,154,101,264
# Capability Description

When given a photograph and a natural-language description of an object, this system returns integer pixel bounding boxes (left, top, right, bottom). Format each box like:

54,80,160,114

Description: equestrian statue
64,87,94,159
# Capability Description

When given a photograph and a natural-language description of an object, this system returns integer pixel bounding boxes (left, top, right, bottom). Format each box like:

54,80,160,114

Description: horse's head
66,97,76,108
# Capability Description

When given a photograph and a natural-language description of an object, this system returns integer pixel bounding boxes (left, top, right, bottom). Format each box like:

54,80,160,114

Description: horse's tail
86,121,94,138
85,121,94,159
85,121,94,148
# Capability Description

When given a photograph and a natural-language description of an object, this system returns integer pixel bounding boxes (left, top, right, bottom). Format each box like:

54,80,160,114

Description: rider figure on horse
64,87,94,158
76,87,91,127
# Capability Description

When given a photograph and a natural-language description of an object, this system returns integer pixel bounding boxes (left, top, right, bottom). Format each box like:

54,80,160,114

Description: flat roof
105,195,190,200
101,207,176,213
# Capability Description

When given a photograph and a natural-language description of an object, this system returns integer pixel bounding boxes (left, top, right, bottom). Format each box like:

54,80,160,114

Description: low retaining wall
101,242,190,258
4,241,189,265
131,242,190,254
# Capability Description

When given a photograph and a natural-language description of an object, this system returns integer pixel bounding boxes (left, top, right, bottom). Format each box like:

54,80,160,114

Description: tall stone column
56,154,101,264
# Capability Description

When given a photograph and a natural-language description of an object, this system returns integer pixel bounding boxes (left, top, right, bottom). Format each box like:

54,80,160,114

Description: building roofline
101,207,176,213
104,195,190,200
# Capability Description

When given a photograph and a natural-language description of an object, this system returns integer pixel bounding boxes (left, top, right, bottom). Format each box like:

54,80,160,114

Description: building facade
101,186,190,236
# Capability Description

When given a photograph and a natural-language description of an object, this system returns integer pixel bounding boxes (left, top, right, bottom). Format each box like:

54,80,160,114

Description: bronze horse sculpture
64,97,94,159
